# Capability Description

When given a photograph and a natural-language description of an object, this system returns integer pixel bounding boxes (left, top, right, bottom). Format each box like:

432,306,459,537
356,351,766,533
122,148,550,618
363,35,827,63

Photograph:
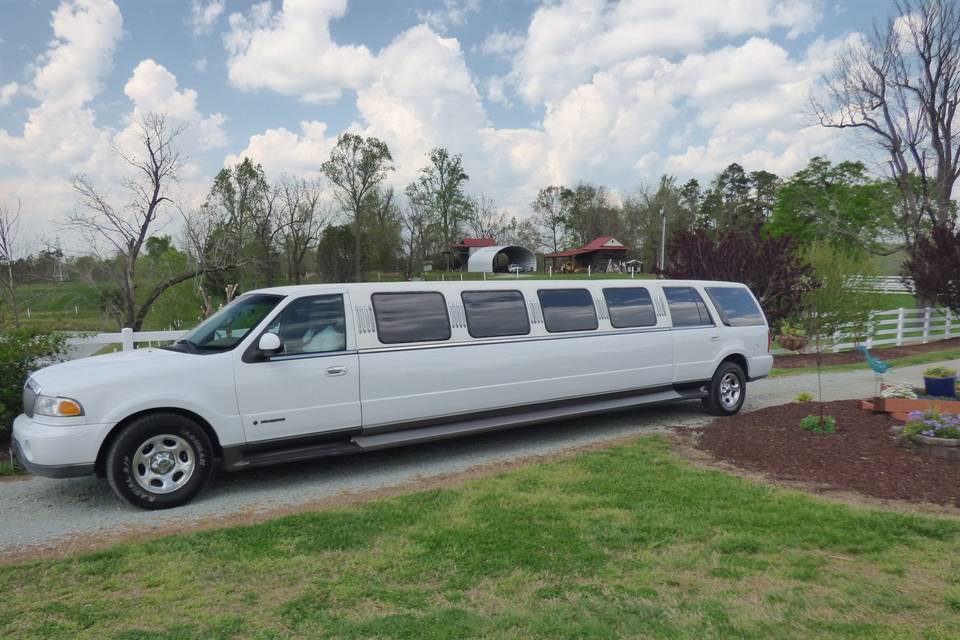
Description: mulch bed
689,400,960,506
774,337,960,369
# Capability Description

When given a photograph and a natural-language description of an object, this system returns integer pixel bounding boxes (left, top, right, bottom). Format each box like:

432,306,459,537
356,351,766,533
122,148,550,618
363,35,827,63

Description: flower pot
913,434,960,447
923,376,957,398
777,334,808,352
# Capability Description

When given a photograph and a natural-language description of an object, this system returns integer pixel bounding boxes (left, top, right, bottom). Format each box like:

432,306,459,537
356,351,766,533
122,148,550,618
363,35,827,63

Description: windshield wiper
167,338,199,353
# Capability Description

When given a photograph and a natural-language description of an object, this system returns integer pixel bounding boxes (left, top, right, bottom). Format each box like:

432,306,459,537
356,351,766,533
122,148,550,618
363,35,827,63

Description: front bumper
11,414,107,479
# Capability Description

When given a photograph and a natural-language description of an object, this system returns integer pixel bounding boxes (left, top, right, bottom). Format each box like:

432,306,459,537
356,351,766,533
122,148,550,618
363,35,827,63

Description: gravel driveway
2,360,955,556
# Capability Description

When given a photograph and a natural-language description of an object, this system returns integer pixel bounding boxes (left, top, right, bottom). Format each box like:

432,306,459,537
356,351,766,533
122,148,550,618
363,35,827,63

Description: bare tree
179,201,240,320
249,181,287,286
813,0,960,244
68,113,234,330
321,133,394,281
279,176,327,284
400,199,430,278
0,198,21,326
466,195,509,243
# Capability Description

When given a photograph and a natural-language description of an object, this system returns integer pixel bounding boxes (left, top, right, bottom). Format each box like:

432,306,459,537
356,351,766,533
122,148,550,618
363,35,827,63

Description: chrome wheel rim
719,373,742,409
132,434,195,494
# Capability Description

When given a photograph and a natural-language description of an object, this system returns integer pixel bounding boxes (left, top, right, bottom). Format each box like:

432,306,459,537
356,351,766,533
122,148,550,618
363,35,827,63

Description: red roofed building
449,237,496,269
544,236,631,273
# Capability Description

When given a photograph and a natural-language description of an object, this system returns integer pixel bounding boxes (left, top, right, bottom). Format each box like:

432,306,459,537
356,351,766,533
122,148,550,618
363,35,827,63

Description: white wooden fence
772,306,956,355
66,328,185,352
845,275,914,294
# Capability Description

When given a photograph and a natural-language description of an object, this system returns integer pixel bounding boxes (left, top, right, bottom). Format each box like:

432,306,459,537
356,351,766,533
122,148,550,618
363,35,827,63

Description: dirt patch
687,400,960,507
774,337,960,369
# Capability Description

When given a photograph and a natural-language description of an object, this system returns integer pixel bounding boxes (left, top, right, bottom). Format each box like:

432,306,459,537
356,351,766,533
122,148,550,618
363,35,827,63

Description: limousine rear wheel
105,413,213,510
703,362,746,416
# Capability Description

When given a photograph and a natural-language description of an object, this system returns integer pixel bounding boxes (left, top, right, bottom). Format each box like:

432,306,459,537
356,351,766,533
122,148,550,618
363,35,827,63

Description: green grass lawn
2,436,958,639
12,280,205,332
770,346,960,377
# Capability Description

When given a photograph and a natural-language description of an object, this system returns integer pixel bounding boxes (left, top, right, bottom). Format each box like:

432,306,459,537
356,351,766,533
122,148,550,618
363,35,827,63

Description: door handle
325,365,347,376
710,335,720,342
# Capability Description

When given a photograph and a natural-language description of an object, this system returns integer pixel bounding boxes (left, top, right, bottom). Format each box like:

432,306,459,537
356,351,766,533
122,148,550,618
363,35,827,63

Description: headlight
33,394,84,417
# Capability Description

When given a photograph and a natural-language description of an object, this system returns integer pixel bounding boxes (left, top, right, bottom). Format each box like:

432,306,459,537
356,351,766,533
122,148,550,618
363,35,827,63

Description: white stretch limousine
13,279,772,509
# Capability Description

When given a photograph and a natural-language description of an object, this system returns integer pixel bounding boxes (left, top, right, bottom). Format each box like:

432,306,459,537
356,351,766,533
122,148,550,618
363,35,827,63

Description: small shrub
800,414,837,433
923,366,957,379
0,329,69,433
901,409,960,440
881,383,919,399
779,320,807,337
794,392,814,402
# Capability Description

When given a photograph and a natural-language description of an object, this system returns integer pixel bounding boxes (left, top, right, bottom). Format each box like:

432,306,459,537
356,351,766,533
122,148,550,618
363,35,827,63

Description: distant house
544,237,630,272
449,237,496,269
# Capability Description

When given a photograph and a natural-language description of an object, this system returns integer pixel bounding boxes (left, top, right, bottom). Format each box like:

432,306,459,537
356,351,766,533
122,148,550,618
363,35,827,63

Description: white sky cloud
226,120,339,176
123,59,229,150
189,0,225,36
417,0,481,33
0,82,17,106
227,0,846,219
224,0,376,103
0,1,228,239
509,0,822,106
479,28,525,58
1,0,876,242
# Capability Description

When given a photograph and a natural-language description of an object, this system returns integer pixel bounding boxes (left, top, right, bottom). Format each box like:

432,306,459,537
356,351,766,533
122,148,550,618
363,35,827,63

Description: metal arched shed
466,245,537,273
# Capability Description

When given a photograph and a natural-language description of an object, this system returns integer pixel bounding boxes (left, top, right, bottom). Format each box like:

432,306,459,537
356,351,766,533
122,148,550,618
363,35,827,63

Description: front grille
22,379,37,418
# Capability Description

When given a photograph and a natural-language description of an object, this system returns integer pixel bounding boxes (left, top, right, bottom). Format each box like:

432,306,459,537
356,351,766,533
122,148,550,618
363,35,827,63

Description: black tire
105,413,214,510
702,361,746,416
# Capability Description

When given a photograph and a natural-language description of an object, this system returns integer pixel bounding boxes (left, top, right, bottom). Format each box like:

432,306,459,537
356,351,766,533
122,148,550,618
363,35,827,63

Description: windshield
174,294,284,352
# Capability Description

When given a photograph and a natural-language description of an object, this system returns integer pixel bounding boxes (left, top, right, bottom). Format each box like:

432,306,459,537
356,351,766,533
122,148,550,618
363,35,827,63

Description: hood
29,348,194,396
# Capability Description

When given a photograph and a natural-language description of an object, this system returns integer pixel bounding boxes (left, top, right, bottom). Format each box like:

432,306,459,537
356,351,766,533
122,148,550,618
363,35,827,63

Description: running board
223,440,362,470
351,389,690,451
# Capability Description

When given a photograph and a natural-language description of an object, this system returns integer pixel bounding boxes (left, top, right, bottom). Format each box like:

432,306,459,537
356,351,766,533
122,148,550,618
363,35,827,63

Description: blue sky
0,1,895,243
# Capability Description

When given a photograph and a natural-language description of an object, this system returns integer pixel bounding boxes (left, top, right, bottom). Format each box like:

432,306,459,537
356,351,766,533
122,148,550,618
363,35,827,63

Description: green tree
531,186,573,253
360,187,403,274
563,183,624,247
769,157,899,255
405,148,470,269
316,225,356,283
206,157,273,287
699,163,779,230
322,133,394,281
0,330,68,434
624,176,698,271
794,243,884,346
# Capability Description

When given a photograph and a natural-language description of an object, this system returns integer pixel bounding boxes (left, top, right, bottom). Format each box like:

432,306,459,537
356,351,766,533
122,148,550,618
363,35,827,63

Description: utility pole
659,206,666,272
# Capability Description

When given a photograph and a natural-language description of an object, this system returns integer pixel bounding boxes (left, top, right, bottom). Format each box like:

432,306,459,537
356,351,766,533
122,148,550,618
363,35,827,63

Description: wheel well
94,408,223,477
719,353,748,378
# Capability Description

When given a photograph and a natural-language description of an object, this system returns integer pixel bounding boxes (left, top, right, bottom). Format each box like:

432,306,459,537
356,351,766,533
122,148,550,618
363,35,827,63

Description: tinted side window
462,290,530,338
372,292,451,344
663,287,714,328
265,294,346,355
706,287,765,327
603,287,656,328
537,289,598,333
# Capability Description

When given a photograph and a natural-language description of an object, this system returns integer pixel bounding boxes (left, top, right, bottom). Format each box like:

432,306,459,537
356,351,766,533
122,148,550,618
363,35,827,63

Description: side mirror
258,332,282,355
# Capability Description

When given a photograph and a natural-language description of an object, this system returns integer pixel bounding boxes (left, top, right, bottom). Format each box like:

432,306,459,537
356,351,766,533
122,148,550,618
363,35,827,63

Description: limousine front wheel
105,413,214,510
703,362,746,416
